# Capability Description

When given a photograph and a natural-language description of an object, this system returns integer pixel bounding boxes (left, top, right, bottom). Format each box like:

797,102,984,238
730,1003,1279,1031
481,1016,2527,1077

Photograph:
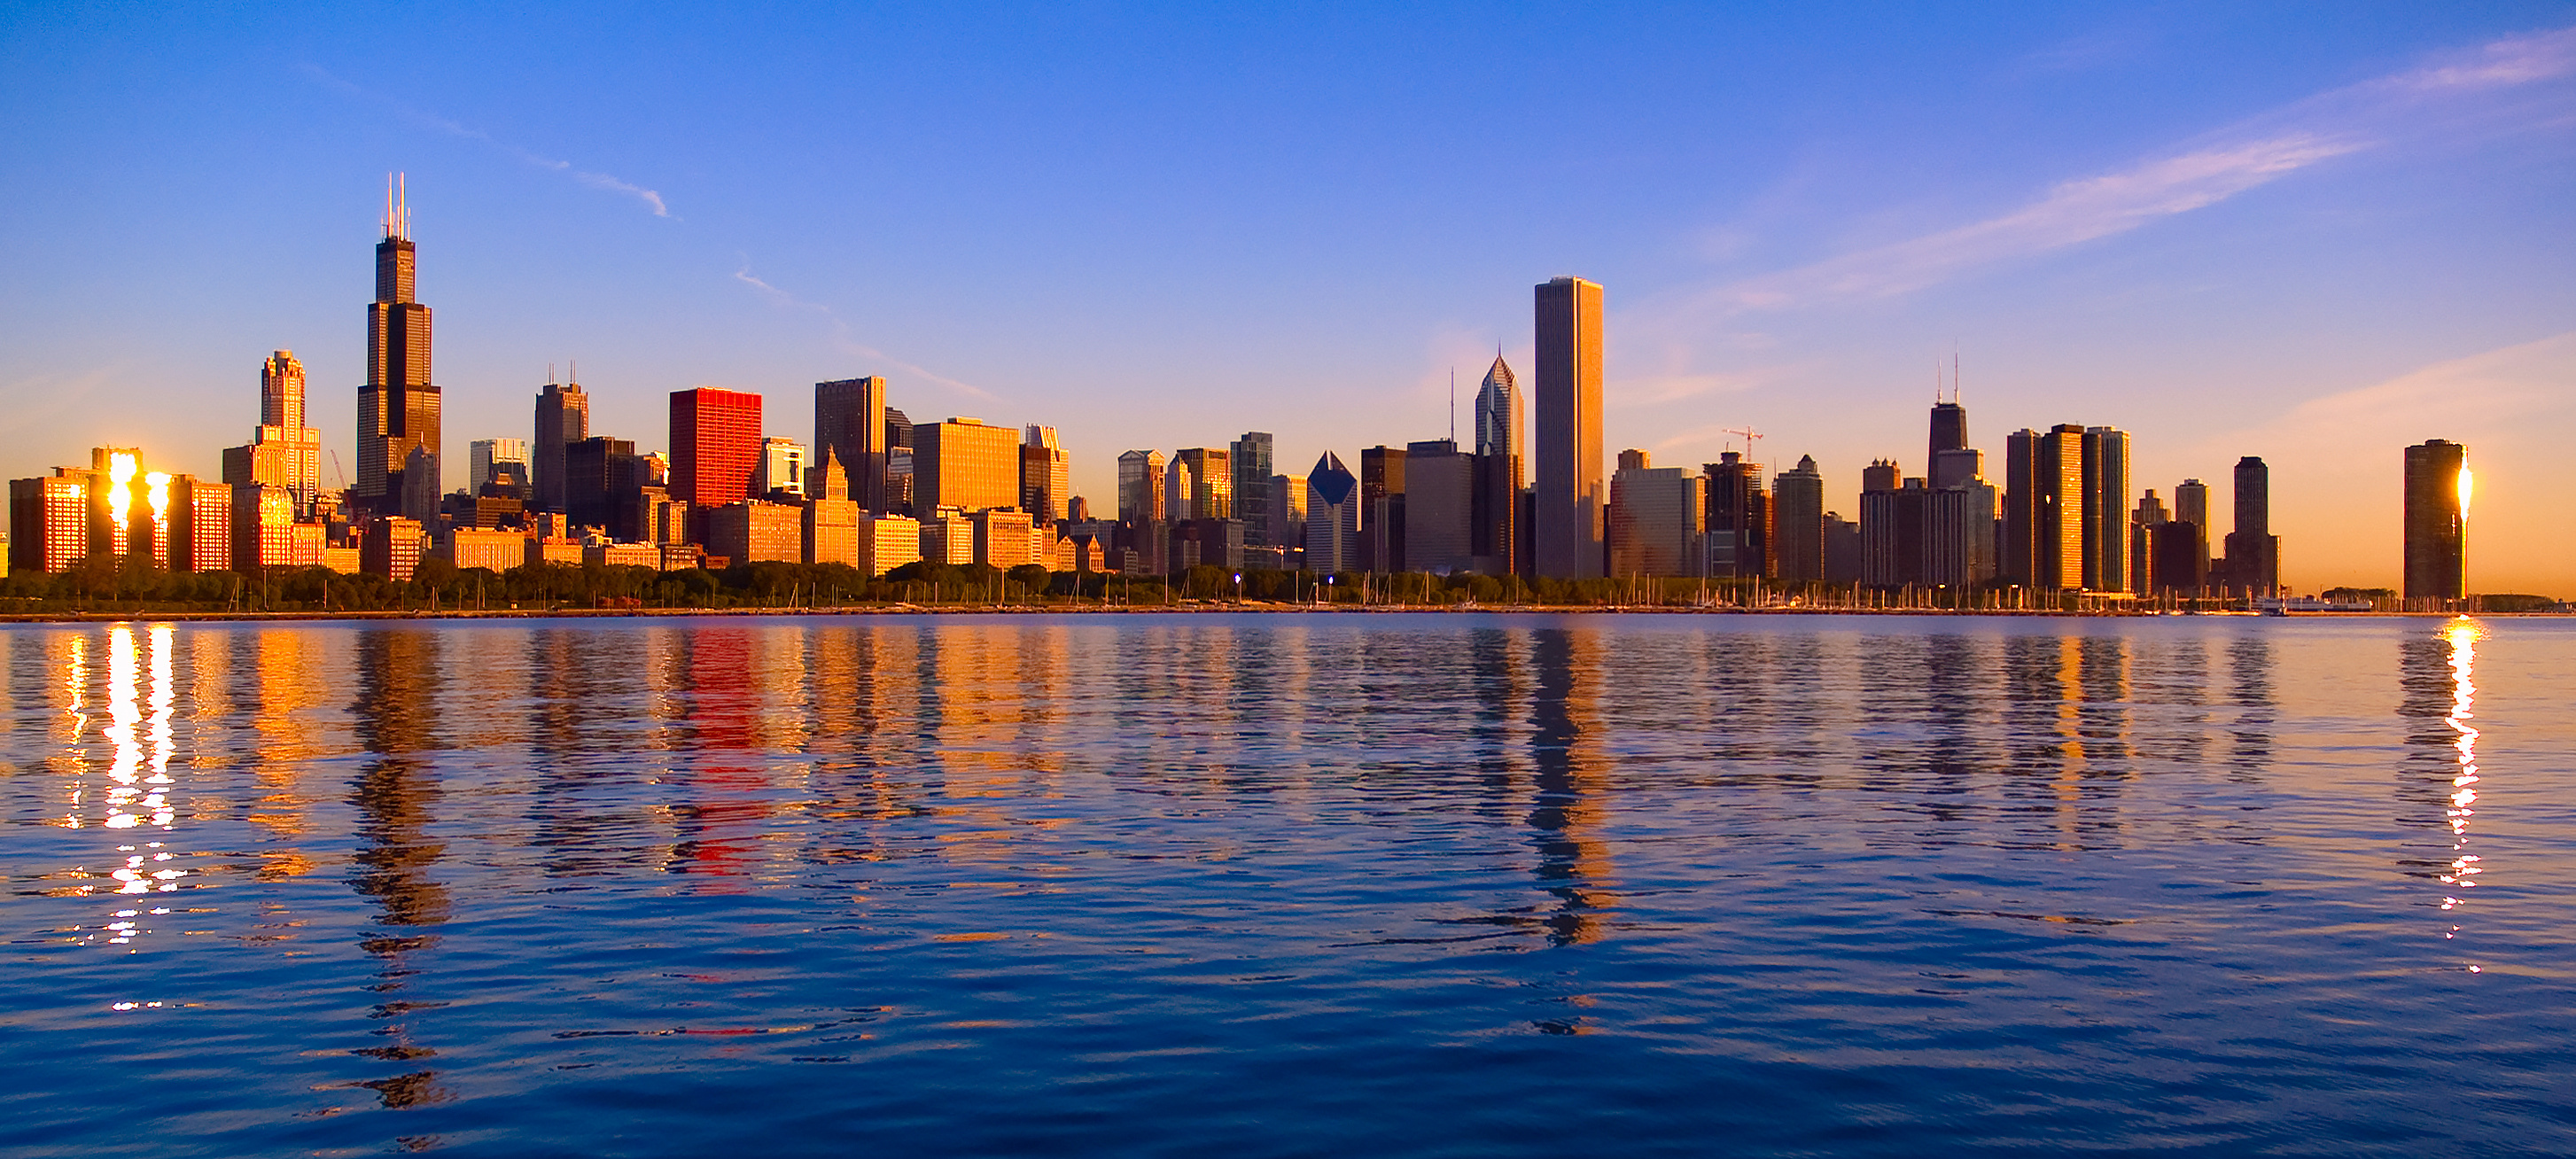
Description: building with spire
357,175,440,512
1474,354,1522,577
814,376,888,512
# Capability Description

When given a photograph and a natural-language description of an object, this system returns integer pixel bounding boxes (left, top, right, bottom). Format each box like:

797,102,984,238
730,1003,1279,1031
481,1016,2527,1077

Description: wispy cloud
303,64,673,218
1685,25,2576,315
734,258,997,402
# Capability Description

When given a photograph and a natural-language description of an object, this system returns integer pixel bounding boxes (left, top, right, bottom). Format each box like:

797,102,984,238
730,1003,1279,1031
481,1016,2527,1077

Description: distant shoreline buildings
1,187,2493,609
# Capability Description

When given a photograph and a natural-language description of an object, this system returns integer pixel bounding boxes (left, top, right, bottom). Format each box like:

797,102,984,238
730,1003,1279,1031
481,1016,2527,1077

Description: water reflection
2400,619,2486,966
346,628,452,1110
1527,628,1617,946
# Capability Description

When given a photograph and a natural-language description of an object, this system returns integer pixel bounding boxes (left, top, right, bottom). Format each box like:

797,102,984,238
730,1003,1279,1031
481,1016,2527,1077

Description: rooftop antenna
569,358,576,384
549,362,557,385
1449,367,1457,446
1953,350,1961,405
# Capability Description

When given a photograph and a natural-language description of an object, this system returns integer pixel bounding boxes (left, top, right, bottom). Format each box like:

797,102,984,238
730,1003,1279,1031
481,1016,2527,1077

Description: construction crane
1724,426,1763,457
330,450,350,490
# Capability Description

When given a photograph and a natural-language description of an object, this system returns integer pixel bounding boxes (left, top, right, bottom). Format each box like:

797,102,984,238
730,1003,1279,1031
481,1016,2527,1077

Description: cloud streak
303,64,672,218
1688,25,2576,315
733,259,998,402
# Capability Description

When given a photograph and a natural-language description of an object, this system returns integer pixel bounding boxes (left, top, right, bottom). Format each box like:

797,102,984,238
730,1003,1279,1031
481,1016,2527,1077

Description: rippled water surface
4,612,2574,1155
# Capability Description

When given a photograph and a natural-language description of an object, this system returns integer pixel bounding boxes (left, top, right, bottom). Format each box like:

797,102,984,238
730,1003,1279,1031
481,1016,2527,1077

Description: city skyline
4,6,2572,590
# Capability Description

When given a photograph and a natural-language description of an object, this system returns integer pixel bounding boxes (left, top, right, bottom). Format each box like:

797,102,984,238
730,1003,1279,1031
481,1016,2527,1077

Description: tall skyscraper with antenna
357,175,440,509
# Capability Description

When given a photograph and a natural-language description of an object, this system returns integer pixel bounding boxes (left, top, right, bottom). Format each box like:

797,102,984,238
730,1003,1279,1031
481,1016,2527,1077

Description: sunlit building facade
915,417,1020,514
1535,276,1606,579
669,386,764,507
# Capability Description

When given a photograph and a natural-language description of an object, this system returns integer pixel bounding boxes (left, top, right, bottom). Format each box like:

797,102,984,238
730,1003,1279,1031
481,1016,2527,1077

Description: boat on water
2257,596,2378,615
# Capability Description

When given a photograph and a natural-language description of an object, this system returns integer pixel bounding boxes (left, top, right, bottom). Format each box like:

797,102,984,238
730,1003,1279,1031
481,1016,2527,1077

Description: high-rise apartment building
1022,425,1071,524
2004,426,2087,590
533,377,590,512
1771,455,1825,582
1860,463,1926,588
1230,432,1273,547
1304,453,1361,575
471,438,530,494
1534,276,1606,578
915,417,1020,513
2403,439,2468,603
2080,426,2130,593
1118,450,1166,525
814,377,888,512
1474,355,1523,578
358,178,440,509
669,387,763,508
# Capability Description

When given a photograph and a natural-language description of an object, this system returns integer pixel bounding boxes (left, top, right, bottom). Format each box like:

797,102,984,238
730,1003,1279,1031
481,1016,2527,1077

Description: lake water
3,612,2572,1156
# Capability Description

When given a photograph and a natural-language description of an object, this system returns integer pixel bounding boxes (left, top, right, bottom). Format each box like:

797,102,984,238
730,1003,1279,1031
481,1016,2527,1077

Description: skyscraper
1703,452,1770,579
1174,447,1233,519
914,417,1020,513
2222,455,2278,596
358,176,439,508
814,377,888,512
757,437,808,498
1230,432,1274,547
533,377,589,512
1474,354,1522,577
2404,439,2468,603
1771,455,1825,582
1608,450,1703,578
1304,452,1360,574
1359,445,1405,572
1534,276,1605,579
1405,439,1474,575
2080,426,2129,593
1117,450,1166,525
471,438,530,494
2174,478,2211,586
1022,425,1071,524
2004,426,2085,590
669,387,763,507
259,351,322,508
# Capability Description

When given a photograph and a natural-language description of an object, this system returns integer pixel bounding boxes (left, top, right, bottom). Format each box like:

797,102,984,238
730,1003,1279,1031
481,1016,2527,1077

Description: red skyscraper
669,387,763,507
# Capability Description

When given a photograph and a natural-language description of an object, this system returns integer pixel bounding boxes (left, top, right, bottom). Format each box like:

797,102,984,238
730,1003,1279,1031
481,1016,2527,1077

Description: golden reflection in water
2436,619,2484,961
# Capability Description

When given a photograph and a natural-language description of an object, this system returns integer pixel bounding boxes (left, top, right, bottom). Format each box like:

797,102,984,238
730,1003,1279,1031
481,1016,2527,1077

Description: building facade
1304,453,1360,575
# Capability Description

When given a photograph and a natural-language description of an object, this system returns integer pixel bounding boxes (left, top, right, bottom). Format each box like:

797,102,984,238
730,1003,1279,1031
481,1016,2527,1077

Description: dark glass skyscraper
533,377,589,513
359,177,439,507
2223,455,2277,595
2404,439,2468,603
815,377,889,513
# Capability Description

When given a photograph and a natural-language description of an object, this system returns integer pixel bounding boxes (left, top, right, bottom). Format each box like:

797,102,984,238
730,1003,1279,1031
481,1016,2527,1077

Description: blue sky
4,3,2572,589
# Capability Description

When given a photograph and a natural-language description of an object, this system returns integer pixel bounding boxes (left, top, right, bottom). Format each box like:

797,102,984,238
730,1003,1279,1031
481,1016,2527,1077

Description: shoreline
0,604,2524,626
